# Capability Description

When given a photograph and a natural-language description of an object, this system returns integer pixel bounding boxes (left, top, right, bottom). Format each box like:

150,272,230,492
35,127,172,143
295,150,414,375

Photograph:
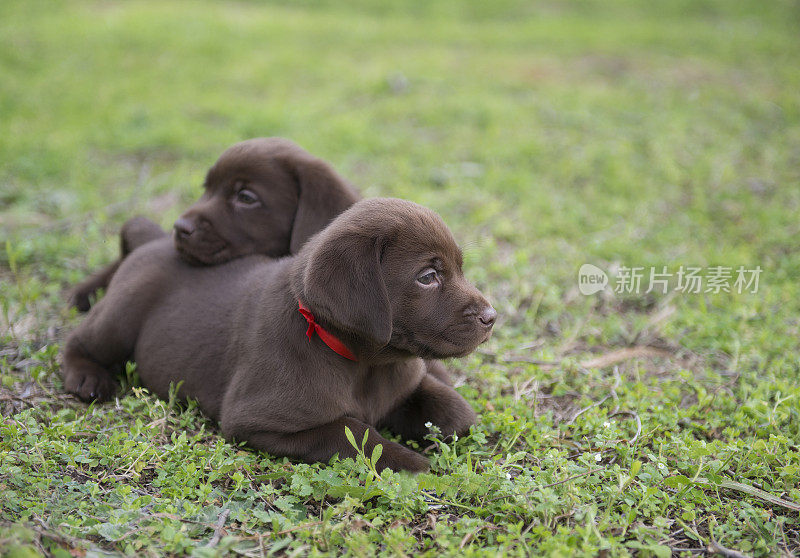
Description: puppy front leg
61,297,141,402
67,217,166,312
67,260,122,312
378,374,477,442
228,417,429,473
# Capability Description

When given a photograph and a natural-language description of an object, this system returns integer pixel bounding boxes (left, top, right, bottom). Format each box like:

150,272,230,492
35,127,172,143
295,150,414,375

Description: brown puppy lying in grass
61,199,496,471
68,137,360,312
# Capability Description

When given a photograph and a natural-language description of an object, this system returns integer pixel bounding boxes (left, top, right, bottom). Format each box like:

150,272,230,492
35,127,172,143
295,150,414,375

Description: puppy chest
348,361,425,424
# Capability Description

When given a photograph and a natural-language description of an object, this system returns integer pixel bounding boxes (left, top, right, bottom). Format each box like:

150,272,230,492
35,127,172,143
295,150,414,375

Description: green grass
2,0,799,555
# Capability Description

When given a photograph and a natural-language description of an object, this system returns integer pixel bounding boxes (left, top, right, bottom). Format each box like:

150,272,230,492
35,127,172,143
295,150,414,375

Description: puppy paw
378,443,429,473
64,368,117,402
379,378,478,442
434,396,477,438
67,287,93,313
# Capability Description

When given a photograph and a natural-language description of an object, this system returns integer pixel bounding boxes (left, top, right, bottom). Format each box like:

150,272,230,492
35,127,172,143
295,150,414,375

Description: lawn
1,0,799,555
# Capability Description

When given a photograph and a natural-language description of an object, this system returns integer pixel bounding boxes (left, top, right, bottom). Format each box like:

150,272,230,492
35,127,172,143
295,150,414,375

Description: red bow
298,301,357,361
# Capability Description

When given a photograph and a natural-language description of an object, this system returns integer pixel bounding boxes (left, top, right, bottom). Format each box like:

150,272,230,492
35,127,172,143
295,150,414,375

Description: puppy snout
173,217,195,239
478,306,497,328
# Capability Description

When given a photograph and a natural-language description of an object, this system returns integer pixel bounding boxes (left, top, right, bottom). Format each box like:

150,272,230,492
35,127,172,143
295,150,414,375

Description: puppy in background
61,199,496,472
68,138,359,311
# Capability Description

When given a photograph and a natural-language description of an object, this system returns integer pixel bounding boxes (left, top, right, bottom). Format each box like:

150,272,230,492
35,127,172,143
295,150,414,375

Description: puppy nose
173,217,195,239
478,306,497,328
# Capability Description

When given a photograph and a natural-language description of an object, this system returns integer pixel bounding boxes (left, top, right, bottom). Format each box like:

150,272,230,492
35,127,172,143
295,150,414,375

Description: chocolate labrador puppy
68,138,360,311
61,199,496,471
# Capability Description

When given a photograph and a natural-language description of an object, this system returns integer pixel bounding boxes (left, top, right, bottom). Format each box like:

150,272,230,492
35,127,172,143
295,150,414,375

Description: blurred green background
1,0,799,555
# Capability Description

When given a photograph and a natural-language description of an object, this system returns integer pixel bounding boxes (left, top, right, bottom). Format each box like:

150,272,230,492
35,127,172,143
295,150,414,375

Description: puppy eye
416,269,439,287
235,188,260,206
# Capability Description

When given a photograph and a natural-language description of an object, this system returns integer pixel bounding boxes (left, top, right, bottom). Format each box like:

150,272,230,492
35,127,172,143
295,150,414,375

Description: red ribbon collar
298,301,357,361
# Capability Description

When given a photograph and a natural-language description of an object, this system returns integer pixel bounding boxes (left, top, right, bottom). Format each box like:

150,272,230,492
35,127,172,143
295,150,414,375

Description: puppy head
294,198,496,359
174,138,360,265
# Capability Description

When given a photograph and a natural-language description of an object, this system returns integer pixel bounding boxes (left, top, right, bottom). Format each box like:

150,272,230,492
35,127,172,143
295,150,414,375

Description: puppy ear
290,159,360,253
301,235,392,348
